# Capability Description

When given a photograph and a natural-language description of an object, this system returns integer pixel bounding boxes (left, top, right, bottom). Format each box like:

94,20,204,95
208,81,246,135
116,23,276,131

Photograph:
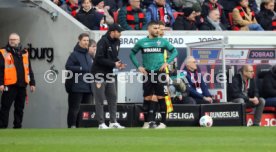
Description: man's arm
166,40,178,63
129,42,141,68
65,53,86,73
0,54,4,86
28,56,35,86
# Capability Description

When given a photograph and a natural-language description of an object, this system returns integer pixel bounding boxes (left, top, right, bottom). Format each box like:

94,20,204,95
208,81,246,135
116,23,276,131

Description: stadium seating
113,11,119,23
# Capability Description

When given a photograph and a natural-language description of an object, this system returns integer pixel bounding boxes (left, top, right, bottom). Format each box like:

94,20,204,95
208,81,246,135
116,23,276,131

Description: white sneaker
98,123,109,129
156,123,167,129
109,122,125,129
142,122,149,129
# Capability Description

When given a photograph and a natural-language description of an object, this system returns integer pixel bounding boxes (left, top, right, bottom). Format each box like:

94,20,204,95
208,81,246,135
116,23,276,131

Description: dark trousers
67,93,93,128
0,86,26,128
92,82,117,124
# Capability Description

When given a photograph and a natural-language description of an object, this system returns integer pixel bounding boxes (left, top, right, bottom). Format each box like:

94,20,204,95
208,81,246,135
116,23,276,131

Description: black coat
0,44,35,87
199,19,227,30
173,16,197,30
227,73,259,102
65,44,93,93
256,9,275,31
262,71,276,98
91,33,120,79
201,2,229,26
75,8,103,30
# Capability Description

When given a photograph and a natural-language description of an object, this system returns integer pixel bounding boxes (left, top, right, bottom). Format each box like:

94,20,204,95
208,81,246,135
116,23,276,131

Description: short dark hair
78,33,90,41
89,39,96,47
147,21,159,29
81,0,91,4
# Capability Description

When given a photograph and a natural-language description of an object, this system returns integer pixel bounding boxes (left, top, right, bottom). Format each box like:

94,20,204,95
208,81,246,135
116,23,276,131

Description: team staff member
130,21,178,128
91,24,126,129
65,33,93,128
227,65,265,126
0,33,35,129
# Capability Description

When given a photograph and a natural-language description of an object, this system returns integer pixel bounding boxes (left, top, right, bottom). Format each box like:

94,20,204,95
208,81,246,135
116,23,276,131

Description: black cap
108,24,124,32
92,0,103,6
183,7,194,17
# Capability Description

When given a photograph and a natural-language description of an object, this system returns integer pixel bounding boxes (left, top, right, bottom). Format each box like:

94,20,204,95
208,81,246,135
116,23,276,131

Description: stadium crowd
52,0,276,31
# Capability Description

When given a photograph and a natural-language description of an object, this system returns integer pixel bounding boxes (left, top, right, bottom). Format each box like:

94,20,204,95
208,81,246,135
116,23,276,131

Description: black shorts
143,70,168,97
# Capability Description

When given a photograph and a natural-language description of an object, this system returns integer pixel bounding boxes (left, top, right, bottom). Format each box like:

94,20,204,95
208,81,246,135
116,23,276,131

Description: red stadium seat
246,108,253,113
264,107,276,113
113,11,119,23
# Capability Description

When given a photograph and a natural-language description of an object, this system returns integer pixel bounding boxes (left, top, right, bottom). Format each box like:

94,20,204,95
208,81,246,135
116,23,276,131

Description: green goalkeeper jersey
129,37,178,71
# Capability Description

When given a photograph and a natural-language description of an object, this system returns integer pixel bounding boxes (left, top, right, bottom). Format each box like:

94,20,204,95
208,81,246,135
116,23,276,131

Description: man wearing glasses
227,65,265,126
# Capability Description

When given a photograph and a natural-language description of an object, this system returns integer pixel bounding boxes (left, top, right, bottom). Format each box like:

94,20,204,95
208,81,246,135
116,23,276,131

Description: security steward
0,33,36,129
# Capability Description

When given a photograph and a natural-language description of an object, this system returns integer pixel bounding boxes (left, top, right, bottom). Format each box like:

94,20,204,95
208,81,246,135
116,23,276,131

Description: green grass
0,127,275,152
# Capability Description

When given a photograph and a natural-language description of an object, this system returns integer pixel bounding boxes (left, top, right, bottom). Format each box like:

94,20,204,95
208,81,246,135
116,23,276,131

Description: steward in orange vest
0,39,35,128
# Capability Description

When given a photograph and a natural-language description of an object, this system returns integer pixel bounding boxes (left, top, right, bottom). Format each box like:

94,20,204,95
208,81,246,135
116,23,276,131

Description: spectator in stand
183,56,214,104
232,0,264,31
218,0,259,20
76,0,104,30
199,9,227,30
227,65,265,126
93,0,114,25
61,0,79,17
146,0,175,29
262,65,276,107
173,7,198,30
256,0,276,31
201,0,229,29
118,0,147,30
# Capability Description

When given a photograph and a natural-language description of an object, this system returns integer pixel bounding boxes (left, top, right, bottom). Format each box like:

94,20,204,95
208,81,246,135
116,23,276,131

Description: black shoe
149,121,157,129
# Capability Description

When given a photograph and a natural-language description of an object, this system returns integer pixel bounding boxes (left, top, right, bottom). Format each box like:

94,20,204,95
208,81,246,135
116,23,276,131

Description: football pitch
0,127,275,152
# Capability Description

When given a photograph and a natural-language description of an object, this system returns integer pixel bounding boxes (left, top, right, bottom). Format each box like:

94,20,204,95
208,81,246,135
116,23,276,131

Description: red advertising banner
246,114,276,126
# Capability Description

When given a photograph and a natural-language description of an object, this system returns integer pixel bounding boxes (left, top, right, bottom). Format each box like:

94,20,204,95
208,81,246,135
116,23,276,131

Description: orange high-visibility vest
0,49,30,85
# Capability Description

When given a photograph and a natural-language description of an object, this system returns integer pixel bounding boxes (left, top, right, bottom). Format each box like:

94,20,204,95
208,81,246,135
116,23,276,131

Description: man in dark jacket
0,33,36,129
227,65,265,126
173,7,198,30
183,56,214,104
75,0,103,30
65,33,93,128
201,0,229,28
256,0,276,31
262,65,276,107
146,0,175,29
199,9,227,30
91,24,126,129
